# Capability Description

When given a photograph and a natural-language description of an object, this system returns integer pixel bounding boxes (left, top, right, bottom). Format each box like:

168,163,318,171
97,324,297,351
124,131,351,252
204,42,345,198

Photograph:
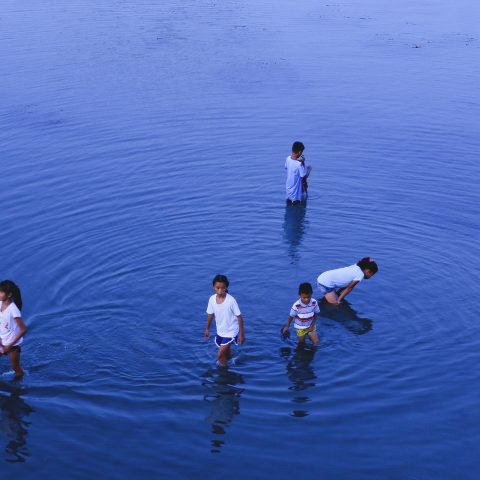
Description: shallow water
1,0,479,478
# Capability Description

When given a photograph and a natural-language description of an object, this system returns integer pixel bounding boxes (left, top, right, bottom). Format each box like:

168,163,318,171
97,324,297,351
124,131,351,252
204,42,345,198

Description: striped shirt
289,298,320,329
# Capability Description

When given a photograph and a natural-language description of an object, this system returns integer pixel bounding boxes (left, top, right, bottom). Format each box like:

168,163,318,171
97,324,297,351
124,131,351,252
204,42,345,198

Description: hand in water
280,326,290,339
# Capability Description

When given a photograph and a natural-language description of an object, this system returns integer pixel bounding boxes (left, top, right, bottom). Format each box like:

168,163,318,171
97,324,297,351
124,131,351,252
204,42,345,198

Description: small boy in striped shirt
282,282,320,345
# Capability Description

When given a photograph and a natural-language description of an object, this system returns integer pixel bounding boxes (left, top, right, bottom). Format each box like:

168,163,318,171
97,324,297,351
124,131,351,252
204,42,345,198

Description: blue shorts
215,334,238,347
317,283,336,297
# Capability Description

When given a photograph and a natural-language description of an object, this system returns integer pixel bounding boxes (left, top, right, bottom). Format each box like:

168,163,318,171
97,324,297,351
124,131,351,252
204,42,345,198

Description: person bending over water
0,280,27,379
317,257,378,305
282,282,320,346
205,275,245,367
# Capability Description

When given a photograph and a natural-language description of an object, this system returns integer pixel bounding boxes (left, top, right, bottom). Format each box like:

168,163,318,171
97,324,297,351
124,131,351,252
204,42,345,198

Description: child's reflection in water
0,388,33,463
202,367,244,454
282,203,308,263
319,297,373,335
281,345,317,418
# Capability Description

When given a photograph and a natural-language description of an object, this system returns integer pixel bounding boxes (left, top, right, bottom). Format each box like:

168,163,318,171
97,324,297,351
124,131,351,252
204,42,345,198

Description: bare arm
3,317,27,352
282,316,294,334
307,313,318,332
237,315,245,344
204,314,214,338
337,281,359,303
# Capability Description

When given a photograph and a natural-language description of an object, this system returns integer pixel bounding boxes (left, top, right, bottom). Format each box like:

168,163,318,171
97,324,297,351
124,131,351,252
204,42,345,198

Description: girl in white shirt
317,257,379,305
0,280,27,379
205,275,245,367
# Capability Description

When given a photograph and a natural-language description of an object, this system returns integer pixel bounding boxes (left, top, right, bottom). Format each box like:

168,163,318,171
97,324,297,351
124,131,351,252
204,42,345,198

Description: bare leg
9,349,24,378
297,334,306,346
308,331,319,345
217,344,231,367
324,291,339,304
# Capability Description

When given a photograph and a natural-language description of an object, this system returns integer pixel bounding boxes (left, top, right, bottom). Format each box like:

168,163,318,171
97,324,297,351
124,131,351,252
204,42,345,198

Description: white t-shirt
285,156,307,202
289,298,320,329
317,264,364,289
0,301,23,346
206,293,241,338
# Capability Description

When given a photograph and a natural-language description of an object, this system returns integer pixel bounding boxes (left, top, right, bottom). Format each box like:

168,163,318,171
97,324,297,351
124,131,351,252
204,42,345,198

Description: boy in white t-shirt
317,257,379,305
205,275,245,367
285,141,312,205
282,283,320,345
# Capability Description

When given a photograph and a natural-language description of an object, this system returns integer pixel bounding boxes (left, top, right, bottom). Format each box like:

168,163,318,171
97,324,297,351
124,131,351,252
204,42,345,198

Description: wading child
285,141,312,205
205,275,245,366
317,257,378,305
0,280,27,379
282,282,320,346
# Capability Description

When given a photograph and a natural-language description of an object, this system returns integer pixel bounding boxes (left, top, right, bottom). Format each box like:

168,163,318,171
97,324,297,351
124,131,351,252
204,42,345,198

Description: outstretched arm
337,281,359,303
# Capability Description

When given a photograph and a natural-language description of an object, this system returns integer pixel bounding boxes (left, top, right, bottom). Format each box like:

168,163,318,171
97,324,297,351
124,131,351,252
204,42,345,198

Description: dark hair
357,257,378,274
0,280,23,310
292,141,305,154
212,274,229,290
298,282,313,295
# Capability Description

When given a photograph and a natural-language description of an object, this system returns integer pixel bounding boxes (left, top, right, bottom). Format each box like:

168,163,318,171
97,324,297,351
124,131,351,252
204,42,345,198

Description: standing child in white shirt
0,280,27,379
205,275,245,367
317,257,379,305
282,283,320,346
285,141,312,205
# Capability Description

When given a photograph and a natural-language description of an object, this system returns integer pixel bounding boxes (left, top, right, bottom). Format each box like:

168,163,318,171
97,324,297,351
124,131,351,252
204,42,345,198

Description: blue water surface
1,0,479,478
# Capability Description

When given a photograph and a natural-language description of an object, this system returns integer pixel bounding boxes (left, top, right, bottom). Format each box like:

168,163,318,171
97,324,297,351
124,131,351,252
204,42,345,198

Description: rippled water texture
1,0,479,478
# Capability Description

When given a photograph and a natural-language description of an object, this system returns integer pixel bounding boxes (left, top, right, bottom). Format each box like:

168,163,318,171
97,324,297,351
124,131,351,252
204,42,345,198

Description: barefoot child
282,282,320,346
205,275,245,366
0,280,27,378
317,257,378,305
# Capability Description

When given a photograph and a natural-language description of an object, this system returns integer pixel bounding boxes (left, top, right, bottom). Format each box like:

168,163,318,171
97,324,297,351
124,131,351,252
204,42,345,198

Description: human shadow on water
0,382,33,463
282,202,308,262
319,297,373,335
280,345,317,418
201,367,245,453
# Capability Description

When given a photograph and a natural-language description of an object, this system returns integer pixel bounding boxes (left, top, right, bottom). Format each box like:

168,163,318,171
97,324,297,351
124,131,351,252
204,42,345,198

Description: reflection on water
320,298,373,335
281,346,317,417
282,203,308,262
201,367,245,453
0,384,33,463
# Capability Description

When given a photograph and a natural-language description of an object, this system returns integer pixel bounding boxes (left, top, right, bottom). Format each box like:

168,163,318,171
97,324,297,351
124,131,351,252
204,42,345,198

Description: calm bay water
1,0,479,478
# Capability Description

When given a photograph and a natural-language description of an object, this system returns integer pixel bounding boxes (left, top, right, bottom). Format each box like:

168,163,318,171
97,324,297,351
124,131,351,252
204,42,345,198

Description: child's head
212,274,229,295
298,282,313,304
357,257,378,279
292,141,305,155
0,280,22,309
